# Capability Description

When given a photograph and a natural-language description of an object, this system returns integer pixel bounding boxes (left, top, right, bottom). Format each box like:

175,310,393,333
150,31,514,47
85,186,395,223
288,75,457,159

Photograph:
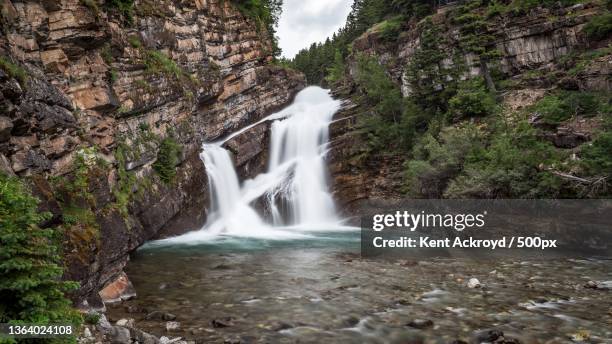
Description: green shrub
0,56,28,87
80,0,100,16
445,121,564,198
0,174,81,342
581,118,612,177
374,16,404,42
231,0,283,57
127,36,141,48
404,123,487,197
448,78,497,119
144,51,183,80
532,91,608,125
83,312,101,325
153,137,181,183
584,13,612,41
107,0,134,23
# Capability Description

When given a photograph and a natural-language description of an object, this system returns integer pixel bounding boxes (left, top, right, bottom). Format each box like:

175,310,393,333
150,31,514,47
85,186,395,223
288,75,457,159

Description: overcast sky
277,0,353,59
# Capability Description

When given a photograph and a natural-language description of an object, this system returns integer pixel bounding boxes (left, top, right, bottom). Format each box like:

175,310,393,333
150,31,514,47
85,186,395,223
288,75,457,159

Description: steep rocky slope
328,1,610,211
0,0,304,306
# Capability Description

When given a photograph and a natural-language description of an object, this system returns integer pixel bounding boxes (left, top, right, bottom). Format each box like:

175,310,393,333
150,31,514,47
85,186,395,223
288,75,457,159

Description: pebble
475,329,503,342
467,278,481,288
211,317,236,328
406,319,434,329
166,321,181,332
115,318,134,328
145,311,177,321
83,327,92,338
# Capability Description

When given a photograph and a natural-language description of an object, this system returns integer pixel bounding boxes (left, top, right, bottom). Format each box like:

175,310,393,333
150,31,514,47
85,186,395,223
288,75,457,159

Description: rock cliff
0,0,304,306
328,1,610,211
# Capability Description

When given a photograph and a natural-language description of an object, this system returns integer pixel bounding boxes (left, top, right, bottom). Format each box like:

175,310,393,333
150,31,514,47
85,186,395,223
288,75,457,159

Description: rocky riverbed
99,233,612,344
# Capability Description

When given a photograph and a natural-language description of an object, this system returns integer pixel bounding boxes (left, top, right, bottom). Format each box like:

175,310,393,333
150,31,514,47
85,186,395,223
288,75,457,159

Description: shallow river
107,232,612,343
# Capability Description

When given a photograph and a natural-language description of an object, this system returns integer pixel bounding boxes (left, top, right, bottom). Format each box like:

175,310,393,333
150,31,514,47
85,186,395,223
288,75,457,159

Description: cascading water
160,86,345,244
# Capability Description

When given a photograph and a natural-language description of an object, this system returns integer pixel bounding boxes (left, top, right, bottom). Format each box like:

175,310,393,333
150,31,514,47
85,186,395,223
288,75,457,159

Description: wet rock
269,321,293,331
166,321,181,332
109,326,131,344
467,278,482,288
222,337,241,344
342,315,360,327
129,327,160,344
211,317,236,328
96,315,113,334
584,280,612,290
406,319,434,329
99,272,136,303
124,305,140,314
146,311,177,321
115,318,135,328
160,337,184,344
475,329,504,342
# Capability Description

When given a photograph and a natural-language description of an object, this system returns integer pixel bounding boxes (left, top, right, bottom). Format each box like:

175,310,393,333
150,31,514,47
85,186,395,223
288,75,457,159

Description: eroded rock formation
0,0,304,306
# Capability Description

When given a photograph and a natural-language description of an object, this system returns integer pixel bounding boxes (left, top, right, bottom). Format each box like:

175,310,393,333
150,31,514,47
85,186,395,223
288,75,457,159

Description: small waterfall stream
161,86,344,243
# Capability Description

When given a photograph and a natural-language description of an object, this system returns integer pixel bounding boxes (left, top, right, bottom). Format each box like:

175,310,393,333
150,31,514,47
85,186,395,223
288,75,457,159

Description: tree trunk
480,59,497,93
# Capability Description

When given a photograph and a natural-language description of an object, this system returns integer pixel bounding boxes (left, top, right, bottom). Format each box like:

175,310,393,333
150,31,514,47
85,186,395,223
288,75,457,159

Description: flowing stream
113,88,612,343
156,86,347,245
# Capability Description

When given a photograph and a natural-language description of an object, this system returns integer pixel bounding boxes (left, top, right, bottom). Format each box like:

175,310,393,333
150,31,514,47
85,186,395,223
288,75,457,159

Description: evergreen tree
453,0,500,91
0,174,81,343
325,49,346,85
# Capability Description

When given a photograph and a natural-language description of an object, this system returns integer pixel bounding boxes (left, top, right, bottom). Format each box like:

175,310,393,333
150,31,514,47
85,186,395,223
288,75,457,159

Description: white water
158,87,350,244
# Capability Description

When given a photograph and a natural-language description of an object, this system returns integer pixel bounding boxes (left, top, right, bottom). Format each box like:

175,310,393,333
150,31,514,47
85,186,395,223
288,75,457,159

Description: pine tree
325,49,346,85
0,174,81,343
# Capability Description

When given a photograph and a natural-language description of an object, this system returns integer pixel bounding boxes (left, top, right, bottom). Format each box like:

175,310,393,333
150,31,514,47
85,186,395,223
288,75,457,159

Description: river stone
406,319,434,329
467,278,482,288
115,318,135,328
109,326,131,344
166,321,181,332
475,329,504,342
211,317,235,328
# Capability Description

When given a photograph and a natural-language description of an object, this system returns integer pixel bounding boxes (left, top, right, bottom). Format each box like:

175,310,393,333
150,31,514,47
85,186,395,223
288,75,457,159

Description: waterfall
164,86,344,243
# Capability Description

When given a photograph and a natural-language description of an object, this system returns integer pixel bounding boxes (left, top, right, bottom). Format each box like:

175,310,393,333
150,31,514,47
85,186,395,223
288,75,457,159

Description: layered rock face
329,2,610,210
0,0,304,305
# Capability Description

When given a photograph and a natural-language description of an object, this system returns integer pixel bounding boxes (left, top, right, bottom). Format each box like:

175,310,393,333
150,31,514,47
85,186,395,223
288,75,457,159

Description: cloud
277,0,352,58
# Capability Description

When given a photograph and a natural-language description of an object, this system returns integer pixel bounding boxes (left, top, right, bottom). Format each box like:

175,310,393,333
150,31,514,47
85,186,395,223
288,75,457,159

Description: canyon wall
328,1,610,211
0,0,304,306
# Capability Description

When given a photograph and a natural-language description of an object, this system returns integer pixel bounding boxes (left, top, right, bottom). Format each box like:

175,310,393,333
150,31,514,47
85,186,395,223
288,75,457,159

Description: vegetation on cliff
0,174,81,343
231,0,284,58
290,0,611,198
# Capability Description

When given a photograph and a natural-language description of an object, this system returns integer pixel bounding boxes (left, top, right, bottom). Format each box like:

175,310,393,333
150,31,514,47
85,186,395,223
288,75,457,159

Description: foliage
404,123,487,197
581,117,612,177
144,51,183,79
83,312,101,325
453,0,501,91
231,0,283,58
106,0,134,24
444,121,566,198
532,91,608,125
584,13,612,41
325,49,346,84
448,78,497,120
289,0,435,85
373,15,405,42
0,56,28,87
0,174,81,343
127,36,142,48
153,137,182,183
404,17,461,121
80,0,100,16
